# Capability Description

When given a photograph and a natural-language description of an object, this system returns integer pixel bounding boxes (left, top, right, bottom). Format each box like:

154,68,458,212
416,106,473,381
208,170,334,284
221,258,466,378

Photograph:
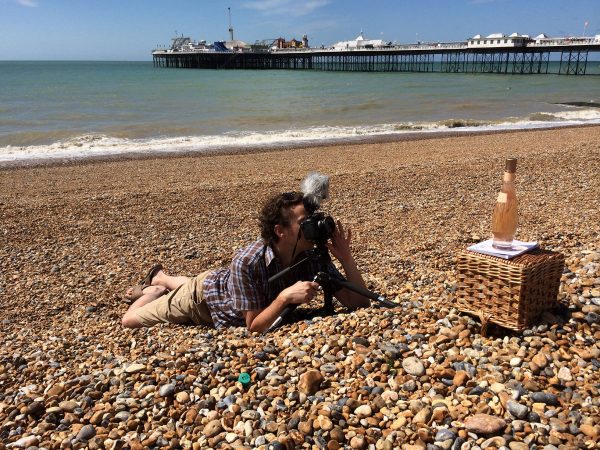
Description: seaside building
331,32,389,51
467,33,532,48
225,40,250,52
273,35,309,50
534,33,600,46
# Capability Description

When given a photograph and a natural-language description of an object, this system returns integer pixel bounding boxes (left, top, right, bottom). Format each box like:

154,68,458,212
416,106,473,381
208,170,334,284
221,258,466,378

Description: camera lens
320,216,335,238
300,212,335,243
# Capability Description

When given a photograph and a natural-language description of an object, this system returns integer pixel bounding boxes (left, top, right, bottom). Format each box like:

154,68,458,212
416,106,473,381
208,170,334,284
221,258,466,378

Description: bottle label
497,192,508,203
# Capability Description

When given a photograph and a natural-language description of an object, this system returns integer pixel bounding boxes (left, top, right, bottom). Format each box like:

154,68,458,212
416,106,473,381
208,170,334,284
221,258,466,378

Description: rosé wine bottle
492,158,518,250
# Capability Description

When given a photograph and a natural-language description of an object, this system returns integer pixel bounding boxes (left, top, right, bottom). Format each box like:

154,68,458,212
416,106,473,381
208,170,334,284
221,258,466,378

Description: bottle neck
503,171,516,182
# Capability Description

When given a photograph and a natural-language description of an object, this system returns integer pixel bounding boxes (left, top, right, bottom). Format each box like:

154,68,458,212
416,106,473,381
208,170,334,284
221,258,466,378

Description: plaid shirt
202,239,343,328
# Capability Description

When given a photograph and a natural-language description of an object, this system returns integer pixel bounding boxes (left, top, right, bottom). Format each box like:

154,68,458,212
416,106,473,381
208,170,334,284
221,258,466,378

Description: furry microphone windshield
300,172,330,214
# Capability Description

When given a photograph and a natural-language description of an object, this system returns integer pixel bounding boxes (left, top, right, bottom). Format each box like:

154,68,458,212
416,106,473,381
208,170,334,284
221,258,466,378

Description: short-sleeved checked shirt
202,239,344,328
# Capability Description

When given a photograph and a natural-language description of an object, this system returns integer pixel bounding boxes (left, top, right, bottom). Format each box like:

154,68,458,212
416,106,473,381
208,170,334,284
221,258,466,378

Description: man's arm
244,281,320,333
228,246,320,333
327,221,370,309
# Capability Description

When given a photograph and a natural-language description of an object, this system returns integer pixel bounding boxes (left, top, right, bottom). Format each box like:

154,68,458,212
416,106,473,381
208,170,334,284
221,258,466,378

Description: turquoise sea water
1,61,599,164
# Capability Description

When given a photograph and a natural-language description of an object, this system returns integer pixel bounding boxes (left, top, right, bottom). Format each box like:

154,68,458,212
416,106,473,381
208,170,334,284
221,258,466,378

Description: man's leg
122,285,169,328
151,269,189,291
121,274,212,329
124,267,188,301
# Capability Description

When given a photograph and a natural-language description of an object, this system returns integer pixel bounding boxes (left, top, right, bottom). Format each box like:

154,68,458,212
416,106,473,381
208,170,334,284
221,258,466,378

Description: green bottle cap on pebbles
238,373,251,386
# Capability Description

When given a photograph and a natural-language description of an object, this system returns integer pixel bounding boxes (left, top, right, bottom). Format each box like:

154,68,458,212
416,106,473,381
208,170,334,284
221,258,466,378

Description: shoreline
1,123,599,171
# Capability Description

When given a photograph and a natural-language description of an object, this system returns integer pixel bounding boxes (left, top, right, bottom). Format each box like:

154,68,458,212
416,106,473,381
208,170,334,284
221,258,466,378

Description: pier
153,37,600,75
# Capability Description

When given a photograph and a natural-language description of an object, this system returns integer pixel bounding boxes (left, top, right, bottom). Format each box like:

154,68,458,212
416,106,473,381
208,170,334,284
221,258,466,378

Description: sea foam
1,109,599,165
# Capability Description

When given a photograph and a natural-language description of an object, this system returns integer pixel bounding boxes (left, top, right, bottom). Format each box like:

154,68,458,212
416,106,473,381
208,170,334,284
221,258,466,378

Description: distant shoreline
1,123,598,171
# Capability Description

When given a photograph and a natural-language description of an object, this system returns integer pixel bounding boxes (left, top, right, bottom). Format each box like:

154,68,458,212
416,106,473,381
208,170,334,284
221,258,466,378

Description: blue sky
1,0,598,60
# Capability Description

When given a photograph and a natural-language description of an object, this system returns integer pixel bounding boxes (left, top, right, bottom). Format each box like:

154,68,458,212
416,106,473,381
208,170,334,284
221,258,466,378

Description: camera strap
289,227,302,265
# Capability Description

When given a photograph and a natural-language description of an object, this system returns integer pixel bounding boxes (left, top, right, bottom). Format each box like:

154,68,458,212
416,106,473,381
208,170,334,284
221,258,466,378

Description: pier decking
153,39,600,75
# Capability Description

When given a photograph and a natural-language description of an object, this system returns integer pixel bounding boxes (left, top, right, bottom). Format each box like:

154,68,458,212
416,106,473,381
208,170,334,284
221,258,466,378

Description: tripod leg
323,285,335,314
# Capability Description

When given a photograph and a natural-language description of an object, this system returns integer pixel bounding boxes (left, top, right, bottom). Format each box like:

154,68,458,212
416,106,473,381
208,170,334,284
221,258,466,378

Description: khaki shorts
134,271,214,327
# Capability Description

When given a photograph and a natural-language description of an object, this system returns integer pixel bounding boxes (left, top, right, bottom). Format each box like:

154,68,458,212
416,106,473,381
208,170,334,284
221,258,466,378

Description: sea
1,60,599,165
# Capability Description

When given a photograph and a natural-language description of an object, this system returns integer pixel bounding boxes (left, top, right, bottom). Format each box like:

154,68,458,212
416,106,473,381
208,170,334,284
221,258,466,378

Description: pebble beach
0,126,599,449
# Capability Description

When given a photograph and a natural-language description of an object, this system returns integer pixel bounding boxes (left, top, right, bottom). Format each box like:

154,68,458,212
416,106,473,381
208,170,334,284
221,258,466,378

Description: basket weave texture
455,248,565,330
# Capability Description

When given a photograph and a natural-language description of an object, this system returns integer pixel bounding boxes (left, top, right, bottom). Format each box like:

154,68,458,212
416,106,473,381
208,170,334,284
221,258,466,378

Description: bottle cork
505,158,517,173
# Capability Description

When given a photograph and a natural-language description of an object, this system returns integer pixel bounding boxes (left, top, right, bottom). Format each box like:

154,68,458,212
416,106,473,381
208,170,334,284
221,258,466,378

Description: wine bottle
491,158,518,250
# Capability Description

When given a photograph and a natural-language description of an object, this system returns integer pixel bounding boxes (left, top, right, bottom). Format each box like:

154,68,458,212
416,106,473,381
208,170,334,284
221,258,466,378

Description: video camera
300,172,336,245
300,211,336,244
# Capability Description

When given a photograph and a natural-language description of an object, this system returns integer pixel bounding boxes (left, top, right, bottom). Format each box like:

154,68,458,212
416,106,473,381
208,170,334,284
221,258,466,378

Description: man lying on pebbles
122,190,370,332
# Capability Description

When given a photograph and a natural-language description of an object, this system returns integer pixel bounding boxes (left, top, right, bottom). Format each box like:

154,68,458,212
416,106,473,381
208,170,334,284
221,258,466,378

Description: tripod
267,242,396,331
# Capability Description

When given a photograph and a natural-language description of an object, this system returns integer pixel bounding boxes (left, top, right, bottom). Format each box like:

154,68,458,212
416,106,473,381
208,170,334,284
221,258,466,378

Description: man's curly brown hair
259,191,304,244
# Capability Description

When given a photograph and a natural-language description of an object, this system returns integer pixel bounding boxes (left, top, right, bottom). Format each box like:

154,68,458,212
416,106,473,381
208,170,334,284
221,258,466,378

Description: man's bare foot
124,284,167,303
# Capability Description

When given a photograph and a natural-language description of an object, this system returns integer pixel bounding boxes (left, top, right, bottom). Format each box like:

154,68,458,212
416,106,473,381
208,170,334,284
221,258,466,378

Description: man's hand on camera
326,220,353,264
282,281,320,305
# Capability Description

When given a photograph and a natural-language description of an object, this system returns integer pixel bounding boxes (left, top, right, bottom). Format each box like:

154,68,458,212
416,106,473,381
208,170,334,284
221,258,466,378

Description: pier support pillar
559,50,588,75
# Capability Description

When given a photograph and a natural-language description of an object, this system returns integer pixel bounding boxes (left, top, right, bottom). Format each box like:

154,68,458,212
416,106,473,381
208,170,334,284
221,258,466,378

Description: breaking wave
2,108,600,165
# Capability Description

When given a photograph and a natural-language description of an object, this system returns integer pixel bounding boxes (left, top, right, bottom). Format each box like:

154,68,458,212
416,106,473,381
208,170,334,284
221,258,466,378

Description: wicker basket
455,248,565,331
